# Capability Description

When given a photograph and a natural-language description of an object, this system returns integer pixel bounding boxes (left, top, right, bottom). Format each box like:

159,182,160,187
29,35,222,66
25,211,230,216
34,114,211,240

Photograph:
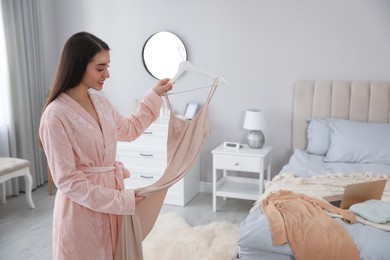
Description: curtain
0,1,10,157
0,0,15,196
1,0,47,195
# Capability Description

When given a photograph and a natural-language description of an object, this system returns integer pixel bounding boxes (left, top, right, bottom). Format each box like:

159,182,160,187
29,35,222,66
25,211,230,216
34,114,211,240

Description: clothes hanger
170,61,227,84
167,61,227,95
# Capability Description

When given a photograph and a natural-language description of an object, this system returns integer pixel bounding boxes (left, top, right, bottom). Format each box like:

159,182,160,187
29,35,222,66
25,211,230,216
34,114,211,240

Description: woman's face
81,50,110,91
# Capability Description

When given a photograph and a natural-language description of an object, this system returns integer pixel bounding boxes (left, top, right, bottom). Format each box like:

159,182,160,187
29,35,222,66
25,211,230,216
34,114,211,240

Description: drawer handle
139,153,154,157
235,162,239,166
143,131,153,135
140,175,154,179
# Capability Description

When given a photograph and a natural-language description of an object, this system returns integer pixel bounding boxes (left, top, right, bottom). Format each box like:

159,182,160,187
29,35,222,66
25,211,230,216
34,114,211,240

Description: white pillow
306,118,333,155
324,119,390,164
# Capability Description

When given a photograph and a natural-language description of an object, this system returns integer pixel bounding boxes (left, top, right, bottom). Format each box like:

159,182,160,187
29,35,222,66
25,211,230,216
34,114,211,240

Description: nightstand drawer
213,154,260,172
120,134,167,148
125,172,160,188
117,124,168,149
126,176,183,197
117,152,166,171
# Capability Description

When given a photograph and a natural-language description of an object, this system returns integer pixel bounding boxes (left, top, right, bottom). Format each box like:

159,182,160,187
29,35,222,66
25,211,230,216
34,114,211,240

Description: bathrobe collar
58,92,106,136
58,92,109,160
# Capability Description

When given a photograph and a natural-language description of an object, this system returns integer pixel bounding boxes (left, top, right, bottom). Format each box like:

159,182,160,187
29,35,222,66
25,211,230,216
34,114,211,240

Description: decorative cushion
324,120,390,164
0,157,30,176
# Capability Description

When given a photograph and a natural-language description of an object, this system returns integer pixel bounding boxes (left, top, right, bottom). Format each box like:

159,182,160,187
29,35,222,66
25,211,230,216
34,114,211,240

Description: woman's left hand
153,78,173,96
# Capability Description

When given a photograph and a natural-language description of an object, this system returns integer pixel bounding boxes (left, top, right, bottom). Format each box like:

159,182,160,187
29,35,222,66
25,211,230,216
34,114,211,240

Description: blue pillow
324,119,390,164
349,200,390,224
306,118,333,155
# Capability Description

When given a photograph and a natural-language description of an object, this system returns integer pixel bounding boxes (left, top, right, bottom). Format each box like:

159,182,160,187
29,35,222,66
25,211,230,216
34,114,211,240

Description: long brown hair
41,32,110,113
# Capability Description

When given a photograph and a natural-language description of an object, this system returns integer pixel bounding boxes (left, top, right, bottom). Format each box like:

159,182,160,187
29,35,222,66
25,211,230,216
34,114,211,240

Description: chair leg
24,168,35,209
0,182,5,205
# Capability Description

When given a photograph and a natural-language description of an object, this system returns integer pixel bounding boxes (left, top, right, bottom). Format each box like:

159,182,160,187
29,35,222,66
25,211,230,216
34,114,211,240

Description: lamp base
247,130,265,149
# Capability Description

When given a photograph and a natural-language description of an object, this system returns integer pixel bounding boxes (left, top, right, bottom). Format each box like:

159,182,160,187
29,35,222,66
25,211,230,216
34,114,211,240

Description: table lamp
243,109,266,148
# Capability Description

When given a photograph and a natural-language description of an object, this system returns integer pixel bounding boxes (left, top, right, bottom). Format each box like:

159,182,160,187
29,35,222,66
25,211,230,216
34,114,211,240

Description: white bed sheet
237,149,390,260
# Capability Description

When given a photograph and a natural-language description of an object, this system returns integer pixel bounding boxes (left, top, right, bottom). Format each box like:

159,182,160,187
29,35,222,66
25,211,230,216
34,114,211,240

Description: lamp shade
243,109,266,130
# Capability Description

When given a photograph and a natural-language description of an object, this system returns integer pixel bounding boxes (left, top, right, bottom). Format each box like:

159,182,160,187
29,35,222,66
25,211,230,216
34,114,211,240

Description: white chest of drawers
117,118,200,206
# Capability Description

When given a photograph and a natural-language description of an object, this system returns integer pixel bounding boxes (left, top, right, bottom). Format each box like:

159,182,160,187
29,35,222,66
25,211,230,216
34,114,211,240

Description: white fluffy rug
143,212,240,260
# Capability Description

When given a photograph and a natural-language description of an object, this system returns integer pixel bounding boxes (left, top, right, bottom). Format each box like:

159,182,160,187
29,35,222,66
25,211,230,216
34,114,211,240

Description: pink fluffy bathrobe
39,89,161,259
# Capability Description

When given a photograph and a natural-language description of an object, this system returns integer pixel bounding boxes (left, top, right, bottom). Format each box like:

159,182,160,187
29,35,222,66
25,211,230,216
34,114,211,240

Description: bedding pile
262,190,359,260
252,172,390,231
238,172,390,259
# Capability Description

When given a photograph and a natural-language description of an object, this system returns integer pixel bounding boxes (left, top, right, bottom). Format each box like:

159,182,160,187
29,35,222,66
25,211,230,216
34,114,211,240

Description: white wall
39,0,390,183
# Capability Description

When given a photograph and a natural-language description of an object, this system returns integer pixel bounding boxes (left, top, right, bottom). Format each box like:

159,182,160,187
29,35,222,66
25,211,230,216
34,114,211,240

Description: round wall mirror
142,31,187,79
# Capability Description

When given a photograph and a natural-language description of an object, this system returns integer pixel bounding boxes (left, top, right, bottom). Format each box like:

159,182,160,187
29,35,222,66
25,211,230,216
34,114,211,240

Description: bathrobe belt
76,161,130,190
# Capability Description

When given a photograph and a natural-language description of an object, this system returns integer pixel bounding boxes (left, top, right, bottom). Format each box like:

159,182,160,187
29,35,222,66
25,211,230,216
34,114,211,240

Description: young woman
39,31,172,259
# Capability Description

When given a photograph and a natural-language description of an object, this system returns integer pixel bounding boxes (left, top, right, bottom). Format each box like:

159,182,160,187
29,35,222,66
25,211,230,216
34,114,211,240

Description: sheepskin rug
143,212,240,260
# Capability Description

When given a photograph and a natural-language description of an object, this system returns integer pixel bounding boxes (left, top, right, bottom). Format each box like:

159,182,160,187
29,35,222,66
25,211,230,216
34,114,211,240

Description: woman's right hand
153,78,173,96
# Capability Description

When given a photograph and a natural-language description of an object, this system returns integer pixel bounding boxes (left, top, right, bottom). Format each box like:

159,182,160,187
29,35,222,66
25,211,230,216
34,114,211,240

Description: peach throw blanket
115,81,218,259
262,190,360,260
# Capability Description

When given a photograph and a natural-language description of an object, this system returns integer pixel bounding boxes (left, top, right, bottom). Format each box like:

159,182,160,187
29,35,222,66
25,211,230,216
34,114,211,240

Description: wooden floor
0,184,254,260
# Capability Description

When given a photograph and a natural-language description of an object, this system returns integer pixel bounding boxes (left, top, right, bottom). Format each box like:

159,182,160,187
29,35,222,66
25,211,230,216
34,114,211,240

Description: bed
237,80,390,259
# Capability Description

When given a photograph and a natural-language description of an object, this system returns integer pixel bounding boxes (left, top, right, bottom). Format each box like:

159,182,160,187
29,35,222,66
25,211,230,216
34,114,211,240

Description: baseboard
200,181,212,194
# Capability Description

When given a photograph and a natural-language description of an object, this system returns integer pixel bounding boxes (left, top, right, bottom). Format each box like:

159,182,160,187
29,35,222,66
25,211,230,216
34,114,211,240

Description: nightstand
211,143,272,211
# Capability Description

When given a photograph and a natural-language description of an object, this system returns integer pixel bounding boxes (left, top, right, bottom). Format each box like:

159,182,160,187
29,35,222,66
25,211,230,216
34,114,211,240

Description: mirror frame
142,31,187,79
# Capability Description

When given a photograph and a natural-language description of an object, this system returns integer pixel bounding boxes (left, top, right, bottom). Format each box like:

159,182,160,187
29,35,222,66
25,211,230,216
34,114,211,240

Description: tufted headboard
292,80,390,150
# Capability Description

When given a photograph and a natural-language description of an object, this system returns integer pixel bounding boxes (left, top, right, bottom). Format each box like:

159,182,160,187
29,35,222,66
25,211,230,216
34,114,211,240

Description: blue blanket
350,200,390,224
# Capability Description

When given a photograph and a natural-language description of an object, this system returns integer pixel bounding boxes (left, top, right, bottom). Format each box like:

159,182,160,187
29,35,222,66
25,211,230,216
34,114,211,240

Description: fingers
159,78,171,85
162,81,173,91
153,78,174,96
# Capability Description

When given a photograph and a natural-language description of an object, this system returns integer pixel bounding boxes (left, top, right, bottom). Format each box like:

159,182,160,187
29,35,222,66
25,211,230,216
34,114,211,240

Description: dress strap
163,93,175,116
205,78,219,104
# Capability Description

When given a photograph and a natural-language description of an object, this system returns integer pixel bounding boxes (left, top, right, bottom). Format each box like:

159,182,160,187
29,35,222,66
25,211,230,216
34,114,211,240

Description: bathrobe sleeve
112,89,162,141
